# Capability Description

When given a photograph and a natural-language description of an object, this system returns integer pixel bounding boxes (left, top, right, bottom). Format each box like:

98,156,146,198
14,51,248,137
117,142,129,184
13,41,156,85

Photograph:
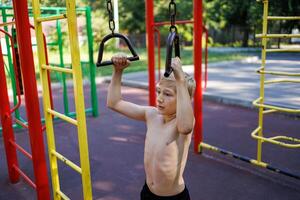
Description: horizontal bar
15,118,29,129
251,126,300,148
37,14,67,23
268,16,300,20
266,49,300,52
42,64,73,74
200,142,300,180
269,135,300,143
51,150,82,174
56,190,71,200
0,21,15,27
253,97,300,113
0,6,87,12
256,34,300,38
47,109,78,125
13,165,36,189
256,67,300,76
9,140,32,160
263,109,277,114
265,79,300,84
154,20,194,27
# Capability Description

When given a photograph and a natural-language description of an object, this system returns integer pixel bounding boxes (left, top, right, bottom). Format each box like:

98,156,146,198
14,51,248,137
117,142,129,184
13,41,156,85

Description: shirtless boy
107,54,195,200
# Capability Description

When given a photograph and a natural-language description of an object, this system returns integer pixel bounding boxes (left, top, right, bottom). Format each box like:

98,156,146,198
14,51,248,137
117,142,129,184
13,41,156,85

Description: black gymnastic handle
96,33,139,67
164,31,180,77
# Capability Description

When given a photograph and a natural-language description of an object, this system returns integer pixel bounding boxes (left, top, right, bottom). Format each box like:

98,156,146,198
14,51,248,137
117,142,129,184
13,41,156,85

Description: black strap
96,33,139,67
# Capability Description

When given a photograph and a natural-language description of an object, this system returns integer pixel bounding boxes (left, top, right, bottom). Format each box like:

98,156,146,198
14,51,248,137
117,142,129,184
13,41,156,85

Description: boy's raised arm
172,57,194,135
107,55,147,121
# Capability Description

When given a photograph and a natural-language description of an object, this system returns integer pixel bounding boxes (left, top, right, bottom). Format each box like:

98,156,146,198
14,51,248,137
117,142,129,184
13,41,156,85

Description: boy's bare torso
144,108,192,196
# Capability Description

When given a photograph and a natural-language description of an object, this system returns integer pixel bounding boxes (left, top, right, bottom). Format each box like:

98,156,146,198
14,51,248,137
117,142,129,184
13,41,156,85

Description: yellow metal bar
0,21,15,27
66,0,93,199
37,14,67,23
256,67,300,76
256,33,300,38
31,1,61,199
51,150,82,174
268,16,300,20
251,127,300,148
265,79,300,84
253,97,300,113
263,109,277,114
56,190,71,200
266,49,300,53
47,109,78,125
42,64,73,74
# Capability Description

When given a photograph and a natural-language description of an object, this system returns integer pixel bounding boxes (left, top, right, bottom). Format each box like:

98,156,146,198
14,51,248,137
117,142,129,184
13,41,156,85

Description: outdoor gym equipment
0,1,51,198
31,0,93,199
200,0,300,180
0,5,98,133
96,0,139,67
164,0,180,78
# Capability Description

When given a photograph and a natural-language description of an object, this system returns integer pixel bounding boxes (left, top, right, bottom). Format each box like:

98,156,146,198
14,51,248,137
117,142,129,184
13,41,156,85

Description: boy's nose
157,95,163,103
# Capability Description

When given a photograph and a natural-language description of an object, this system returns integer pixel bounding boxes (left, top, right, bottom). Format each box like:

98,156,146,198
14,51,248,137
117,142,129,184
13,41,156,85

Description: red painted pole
146,0,156,106
12,0,50,199
0,40,19,183
193,0,203,153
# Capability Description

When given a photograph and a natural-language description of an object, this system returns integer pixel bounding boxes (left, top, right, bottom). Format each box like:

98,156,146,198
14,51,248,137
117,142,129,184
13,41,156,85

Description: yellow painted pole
65,0,93,199
31,0,61,199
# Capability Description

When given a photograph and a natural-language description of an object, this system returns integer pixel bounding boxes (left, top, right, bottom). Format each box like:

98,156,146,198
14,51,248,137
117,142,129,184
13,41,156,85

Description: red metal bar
0,39,20,183
193,0,203,153
0,30,22,114
203,26,208,90
146,0,156,106
12,0,51,199
154,28,161,82
154,20,194,27
13,165,36,189
14,118,29,129
9,140,33,160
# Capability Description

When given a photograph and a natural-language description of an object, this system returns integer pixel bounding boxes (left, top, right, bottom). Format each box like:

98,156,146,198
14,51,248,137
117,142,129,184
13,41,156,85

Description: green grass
5,46,253,84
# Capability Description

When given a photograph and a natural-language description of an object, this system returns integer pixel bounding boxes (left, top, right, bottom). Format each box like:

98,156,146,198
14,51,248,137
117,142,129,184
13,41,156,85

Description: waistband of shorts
143,182,188,199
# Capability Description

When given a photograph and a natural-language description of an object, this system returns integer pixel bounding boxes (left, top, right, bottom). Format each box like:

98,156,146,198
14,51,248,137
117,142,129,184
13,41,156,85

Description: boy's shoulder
144,106,158,119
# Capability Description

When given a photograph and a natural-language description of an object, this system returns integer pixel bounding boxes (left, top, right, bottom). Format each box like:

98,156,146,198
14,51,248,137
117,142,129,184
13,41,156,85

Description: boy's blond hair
159,72,196,98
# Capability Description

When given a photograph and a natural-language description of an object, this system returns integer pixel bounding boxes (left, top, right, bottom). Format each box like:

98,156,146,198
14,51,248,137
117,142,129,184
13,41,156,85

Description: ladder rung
256,34,300,38
47,109,78,125
268,16,300,20
266,49,300,53
56,190,71,200
253,97,300,113
0,21,15,27
9,140,32,160
265,79,300,84
251,127,300,148
42,64,73,74
256,67,300,76
51,150,82,174
13,165,36,189
37,14,67,23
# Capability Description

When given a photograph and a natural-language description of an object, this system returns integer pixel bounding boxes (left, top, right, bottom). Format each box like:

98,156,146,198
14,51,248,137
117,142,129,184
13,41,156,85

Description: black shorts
140,182,191,200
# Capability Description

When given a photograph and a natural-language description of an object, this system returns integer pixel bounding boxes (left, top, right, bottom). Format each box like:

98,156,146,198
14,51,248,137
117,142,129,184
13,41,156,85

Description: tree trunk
242,27,249,47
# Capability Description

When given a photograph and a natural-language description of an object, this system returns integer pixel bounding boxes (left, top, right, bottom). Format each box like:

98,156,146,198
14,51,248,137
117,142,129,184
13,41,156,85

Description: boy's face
156,80,177,116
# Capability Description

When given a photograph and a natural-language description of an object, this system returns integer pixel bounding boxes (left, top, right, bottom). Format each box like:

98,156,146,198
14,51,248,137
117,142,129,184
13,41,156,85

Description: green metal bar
0,5,86,12
85,6,99,117
56,9,70,116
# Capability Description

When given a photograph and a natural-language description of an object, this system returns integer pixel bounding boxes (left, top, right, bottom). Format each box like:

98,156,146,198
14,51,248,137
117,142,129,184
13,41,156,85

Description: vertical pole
11,0,51,199
145,0,156,106
0,42,19,183
113,0,120,48
193,0,203,153
56,8,70,116
257,0,268,162
86,6,99,117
